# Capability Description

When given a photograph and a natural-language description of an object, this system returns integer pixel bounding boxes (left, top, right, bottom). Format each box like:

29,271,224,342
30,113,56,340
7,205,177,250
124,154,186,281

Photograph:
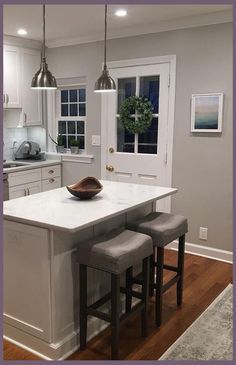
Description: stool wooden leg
125,267,133,313
156,247,164,327
111,274,120,360
79,264,87,350
141,256,150,337
149,252,155,297
177,234,185,306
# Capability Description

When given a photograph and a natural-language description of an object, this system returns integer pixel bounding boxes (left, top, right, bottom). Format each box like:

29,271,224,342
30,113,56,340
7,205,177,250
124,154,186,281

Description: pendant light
94,4,116,92
31,4,57,89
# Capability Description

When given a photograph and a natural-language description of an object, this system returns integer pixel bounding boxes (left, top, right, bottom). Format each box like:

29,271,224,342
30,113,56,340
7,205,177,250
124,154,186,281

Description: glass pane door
117,75,160,155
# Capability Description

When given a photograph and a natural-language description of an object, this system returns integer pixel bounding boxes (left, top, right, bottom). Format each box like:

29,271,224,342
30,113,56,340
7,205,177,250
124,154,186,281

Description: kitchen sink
3,162,29,168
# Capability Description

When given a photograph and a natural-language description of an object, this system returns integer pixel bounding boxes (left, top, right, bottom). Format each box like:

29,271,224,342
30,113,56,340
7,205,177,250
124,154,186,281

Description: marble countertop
3,159,61,173
3,180,177,232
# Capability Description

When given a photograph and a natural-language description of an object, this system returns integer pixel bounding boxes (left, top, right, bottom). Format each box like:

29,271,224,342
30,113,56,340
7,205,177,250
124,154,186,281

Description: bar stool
77,228,153,360
127,212,188,327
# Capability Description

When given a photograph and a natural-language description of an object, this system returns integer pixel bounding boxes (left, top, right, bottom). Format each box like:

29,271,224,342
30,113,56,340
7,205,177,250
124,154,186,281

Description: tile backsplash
3,126,46,160
3,127,28,160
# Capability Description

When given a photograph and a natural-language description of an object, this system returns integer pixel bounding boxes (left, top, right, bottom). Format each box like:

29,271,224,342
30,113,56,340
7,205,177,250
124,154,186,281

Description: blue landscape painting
194,95,219,129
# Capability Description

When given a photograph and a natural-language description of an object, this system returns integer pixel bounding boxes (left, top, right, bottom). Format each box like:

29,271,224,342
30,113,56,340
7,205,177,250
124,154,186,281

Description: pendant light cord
43,4,46,60
104,4,107,70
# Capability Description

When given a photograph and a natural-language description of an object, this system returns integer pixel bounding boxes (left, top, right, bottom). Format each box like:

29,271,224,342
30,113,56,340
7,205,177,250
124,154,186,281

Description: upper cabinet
3,45,22,108
21,48,42,126
3,43,43,127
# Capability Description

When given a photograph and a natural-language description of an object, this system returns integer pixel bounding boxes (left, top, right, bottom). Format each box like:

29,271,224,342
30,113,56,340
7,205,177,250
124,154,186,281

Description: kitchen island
3,180,177,360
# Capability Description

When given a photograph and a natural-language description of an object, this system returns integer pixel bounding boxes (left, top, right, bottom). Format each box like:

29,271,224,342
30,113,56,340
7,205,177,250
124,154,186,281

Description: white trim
101,55,176,213
167,240,233,264
46,10,232,49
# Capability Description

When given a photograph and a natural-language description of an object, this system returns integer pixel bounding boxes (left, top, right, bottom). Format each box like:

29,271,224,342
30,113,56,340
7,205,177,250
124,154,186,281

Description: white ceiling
3,4,232,48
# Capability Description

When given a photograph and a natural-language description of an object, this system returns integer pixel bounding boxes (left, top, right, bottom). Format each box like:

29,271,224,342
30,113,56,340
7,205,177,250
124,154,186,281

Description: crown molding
3,35,42,50
46,10,232,49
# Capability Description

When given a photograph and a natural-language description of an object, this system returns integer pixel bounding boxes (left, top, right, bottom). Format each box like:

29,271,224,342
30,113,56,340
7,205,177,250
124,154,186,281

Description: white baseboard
167,240,233,264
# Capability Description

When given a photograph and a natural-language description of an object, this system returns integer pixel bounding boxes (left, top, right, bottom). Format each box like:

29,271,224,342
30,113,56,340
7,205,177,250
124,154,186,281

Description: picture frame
191,93,224,133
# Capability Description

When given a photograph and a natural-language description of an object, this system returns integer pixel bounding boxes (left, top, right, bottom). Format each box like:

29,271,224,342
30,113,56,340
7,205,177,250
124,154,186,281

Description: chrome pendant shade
94,5,116,92
31,5,57,89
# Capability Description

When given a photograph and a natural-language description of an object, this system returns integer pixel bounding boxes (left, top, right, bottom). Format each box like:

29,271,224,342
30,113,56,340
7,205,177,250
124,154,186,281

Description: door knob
106,164,114,172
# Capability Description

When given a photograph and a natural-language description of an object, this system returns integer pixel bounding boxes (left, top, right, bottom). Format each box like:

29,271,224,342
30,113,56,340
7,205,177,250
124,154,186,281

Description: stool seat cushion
77,228,153,274
127,212,188,247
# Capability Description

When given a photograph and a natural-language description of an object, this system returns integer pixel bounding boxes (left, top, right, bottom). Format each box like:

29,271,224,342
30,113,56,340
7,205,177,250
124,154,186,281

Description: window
117,76,159,155
57,86,86,150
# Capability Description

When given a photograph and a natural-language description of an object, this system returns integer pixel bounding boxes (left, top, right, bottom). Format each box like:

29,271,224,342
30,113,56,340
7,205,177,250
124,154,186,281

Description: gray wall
47,22,232,251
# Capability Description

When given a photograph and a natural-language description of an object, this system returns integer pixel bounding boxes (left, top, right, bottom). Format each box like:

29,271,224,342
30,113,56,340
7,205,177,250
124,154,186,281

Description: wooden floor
4,250,232,361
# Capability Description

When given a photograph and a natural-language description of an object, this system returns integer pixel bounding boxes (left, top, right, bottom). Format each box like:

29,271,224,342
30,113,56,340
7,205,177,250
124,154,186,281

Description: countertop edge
3,188,178,233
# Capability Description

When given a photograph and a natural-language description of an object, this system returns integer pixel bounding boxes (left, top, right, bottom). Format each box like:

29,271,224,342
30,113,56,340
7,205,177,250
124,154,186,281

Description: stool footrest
120,287,143,300
161,274,180,293
87,307,111,322
163,264,178,273
90,292,111,310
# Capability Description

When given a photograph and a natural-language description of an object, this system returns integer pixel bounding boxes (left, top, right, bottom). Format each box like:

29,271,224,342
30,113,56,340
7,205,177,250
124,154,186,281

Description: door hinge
168,74,171,88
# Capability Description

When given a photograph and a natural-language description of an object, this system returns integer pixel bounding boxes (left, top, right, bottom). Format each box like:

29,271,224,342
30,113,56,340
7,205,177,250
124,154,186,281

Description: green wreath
119,96,153,134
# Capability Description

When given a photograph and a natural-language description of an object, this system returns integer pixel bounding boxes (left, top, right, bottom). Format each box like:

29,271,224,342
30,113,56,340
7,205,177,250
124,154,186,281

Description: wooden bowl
66,177,103,200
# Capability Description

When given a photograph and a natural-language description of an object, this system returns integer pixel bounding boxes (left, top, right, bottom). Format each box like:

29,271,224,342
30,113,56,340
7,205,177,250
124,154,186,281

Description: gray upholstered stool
127,212,188,326
77,228,153,360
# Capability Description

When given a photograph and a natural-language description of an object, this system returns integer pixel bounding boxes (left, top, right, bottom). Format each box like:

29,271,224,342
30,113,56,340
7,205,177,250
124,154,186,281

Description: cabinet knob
49,178,55,183
6,94,9,104
48,170,54,174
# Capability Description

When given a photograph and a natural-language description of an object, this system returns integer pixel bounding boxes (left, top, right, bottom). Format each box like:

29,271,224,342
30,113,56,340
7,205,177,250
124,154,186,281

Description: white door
26,181,42,196
3,45,21,108
9,184,27,200
101,60,174,211
21,48,42,126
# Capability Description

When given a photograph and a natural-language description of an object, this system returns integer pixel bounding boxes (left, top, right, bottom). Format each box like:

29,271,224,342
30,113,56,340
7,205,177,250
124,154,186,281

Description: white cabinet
42,177,61,192
9,181,41,200
8,164,61,200
4,220,52,341
21,48,42,126
3,45,21,108
41,165,61,192
3,44,43,126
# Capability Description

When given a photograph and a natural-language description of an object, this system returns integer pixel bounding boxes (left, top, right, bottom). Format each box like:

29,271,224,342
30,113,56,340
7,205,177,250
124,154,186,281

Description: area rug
159,284,233,361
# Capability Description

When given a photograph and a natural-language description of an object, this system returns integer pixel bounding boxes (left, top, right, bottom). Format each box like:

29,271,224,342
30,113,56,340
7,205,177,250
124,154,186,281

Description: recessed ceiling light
115,9,127,17
17,29,27,36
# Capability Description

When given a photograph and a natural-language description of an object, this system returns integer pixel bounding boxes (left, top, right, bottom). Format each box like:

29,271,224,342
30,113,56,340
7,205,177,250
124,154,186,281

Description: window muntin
57,87,86,150
116,76,160,155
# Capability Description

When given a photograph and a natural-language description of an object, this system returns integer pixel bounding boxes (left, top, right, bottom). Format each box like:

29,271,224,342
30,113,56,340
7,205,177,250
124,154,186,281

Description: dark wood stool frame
79,256,150,360
130,234,185,327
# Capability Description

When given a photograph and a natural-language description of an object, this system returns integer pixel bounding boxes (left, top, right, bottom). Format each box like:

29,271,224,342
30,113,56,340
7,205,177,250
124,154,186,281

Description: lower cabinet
9,181,41,200
8,164,61,200
42,177,61,192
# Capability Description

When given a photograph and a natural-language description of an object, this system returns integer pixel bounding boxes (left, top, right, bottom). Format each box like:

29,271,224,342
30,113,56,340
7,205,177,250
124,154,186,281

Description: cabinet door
21,48,42,126
3,45,21,108
9,184,27,200
26,181,41,196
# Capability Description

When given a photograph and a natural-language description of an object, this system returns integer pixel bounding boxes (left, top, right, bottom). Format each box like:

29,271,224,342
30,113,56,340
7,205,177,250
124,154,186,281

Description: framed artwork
191,93,223,132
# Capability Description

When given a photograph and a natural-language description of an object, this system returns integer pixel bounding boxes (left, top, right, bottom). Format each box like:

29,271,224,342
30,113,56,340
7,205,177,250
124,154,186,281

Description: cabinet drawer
41,165,61,179
42,177,61,192
8,168,41,187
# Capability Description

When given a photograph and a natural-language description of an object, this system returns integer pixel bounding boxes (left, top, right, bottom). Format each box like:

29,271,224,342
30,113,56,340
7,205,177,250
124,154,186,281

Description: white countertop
3,160,61,173
3,180,177,232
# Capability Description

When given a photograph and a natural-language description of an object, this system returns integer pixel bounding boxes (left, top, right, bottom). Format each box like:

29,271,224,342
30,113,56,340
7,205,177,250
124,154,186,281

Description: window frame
55,84,87,152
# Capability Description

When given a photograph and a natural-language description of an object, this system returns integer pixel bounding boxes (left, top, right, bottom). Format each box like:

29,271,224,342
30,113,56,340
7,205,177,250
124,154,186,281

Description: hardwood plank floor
3,250,232,361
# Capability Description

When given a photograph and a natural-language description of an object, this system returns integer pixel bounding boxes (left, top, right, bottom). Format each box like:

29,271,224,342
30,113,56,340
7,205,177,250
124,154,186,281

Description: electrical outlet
199,227,208,240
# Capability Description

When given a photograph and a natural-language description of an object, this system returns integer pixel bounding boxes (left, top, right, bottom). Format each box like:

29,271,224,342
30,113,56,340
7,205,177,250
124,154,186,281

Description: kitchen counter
3,159,61,173
4,180,177,232
3,181,177,360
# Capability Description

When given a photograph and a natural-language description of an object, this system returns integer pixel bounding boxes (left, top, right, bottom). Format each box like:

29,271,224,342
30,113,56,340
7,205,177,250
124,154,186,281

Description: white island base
3,181,176,360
